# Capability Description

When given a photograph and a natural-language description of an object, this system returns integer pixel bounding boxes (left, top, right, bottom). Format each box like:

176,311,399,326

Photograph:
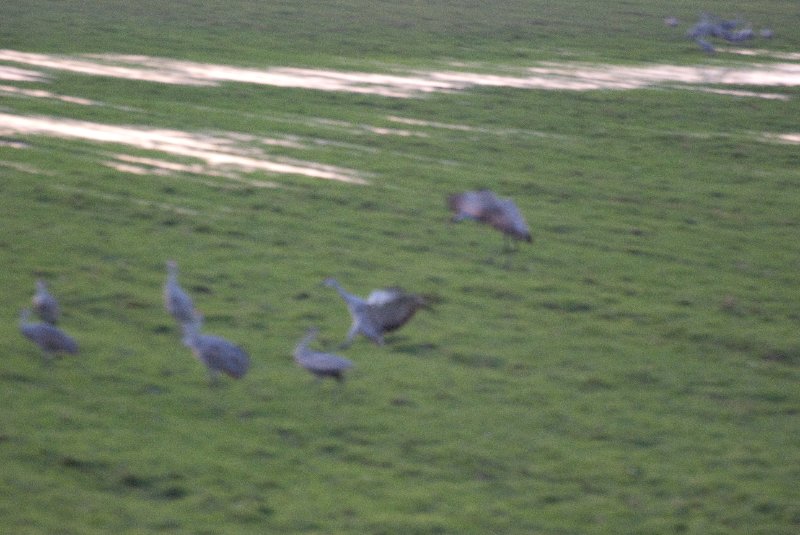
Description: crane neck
295,331,318,355
328,281,363,306
181,320,201,346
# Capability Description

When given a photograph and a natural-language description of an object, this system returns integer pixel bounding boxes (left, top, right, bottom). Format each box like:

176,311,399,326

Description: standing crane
32,279,60,325
19,309,78,360
323,278,428,347
181,314,250,384
293,327,353,382
164,260,196,325
447,189,532,248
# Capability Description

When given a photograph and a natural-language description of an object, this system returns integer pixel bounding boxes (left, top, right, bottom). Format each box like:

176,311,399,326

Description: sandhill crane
448,189,532,247
323,278,428,347
696,38,716,54
181,314,250,384
725,27,754,42
164,260,196,324
32,279,60,325
294,327,353,382
19,309,78,360
685,12,757,51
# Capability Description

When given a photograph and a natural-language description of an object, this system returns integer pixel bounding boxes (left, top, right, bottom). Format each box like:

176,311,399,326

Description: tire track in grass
0,113,369,185
3,49,799,97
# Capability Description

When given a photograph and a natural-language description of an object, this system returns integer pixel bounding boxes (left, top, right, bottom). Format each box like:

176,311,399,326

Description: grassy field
1,1,799,534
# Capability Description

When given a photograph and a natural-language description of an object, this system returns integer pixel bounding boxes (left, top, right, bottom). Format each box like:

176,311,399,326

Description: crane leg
340,325,359,349
207,370,222,387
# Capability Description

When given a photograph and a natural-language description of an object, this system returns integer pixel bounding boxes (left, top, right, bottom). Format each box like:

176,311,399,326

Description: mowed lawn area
1,1,799,534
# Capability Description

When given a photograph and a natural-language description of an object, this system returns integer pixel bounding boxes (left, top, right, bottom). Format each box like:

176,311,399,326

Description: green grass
3,0,800,65
1,1,800,534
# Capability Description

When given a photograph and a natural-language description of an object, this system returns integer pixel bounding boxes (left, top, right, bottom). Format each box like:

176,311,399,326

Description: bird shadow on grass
389,341,438,357
477,251,536,272
761,346,800,366
0,370,40,383
448,351,506,369
43,450,191,501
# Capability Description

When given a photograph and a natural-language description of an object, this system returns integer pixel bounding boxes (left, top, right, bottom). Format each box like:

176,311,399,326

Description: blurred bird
32,279,60,325
448,189,532,247
293,327,353,382
164,260,196,324
181,314,250,384
696,38,716,54
323,278,428,347
686,12,756,51
724,28,754,42
19,309,78,360
686,13,720,40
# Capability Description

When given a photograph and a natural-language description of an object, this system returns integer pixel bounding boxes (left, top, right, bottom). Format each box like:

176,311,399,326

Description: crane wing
367,287,405,305
448,189,500,221
194,335,250,379
487,198,531,238
368,293,426,332
303,351,353,374
22,323,78,354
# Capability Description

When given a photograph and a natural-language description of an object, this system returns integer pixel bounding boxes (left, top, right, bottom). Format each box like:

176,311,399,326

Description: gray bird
448,189,532,246
293,327,353,382
323,278,428,347
686,14,719,40
181,314,250,384
19,309,78,360
164,260,196,324
686,12,755,51
724,28,754,42
696,38,716,54
32,279,60,325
